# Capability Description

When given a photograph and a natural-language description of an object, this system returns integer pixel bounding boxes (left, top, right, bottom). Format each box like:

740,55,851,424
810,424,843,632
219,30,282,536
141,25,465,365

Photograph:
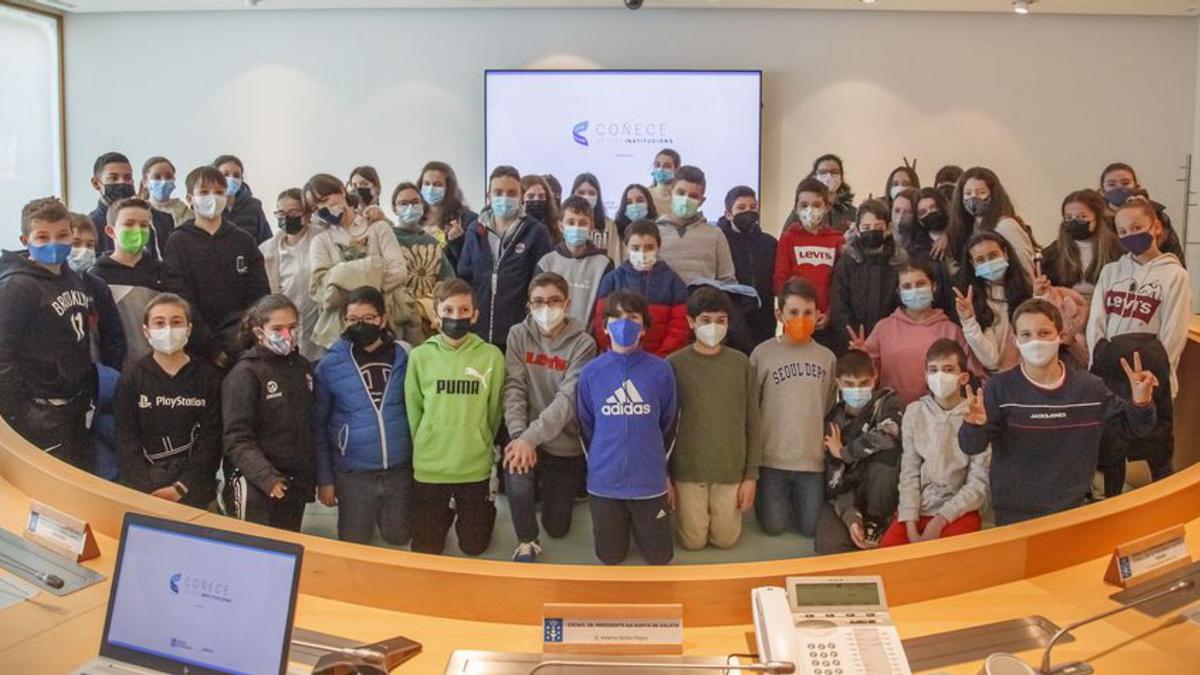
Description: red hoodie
865,307,984,406
773,224,843,312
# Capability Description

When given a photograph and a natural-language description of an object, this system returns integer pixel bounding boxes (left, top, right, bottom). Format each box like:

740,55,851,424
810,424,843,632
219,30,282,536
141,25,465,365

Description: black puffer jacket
222,345,315,495
829,239,903,354
1091,333,1173,466
225,183,272,244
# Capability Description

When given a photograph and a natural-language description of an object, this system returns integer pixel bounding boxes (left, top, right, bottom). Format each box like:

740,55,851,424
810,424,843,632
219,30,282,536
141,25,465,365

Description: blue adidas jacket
312,339,413,486
577,348,678,500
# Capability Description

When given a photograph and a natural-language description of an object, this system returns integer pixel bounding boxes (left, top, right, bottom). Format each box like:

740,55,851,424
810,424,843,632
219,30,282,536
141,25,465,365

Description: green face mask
116,227,150,255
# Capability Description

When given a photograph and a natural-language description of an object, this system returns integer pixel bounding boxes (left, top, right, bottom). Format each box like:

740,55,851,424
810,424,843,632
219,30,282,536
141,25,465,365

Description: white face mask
926,371,962,399
815,171,842,193
148,326,189,355
629,250,657,271
67,247,95,273
889,185,906,200
531,305,565,333
1018,339,1060,368
799,205,826,230
694,322,727,347
192,194,227,219
580,194,598,209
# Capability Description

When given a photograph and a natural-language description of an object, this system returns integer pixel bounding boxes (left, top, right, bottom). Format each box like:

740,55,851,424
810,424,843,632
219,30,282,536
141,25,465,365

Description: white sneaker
512,540,542,562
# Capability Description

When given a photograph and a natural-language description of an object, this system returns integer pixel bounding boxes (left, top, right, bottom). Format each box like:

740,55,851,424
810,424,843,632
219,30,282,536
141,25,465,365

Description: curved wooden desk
0,318,1198,673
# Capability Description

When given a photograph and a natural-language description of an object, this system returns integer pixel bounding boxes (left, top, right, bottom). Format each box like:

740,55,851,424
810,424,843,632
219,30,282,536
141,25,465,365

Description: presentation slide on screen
105,525,296,674
486,70,761,221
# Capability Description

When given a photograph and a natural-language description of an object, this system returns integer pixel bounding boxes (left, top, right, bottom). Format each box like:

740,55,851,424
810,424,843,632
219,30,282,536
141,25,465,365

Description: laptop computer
72,512,304,675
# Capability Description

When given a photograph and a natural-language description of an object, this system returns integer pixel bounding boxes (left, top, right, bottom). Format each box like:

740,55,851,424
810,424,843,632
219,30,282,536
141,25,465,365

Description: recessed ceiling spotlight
861,0,877,4
1013,0,1033,14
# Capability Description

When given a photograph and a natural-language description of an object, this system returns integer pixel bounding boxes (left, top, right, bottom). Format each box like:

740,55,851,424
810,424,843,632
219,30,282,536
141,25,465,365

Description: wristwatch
172,481,188,498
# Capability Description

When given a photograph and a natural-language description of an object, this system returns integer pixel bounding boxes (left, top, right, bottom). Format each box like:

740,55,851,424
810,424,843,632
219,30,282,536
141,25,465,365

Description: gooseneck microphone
0,551,65,589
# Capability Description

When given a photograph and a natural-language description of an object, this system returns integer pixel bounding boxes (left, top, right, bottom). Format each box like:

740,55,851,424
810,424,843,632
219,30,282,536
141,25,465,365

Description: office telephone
752,575,912,675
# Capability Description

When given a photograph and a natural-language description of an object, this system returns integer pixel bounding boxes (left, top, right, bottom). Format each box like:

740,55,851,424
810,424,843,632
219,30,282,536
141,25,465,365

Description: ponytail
240,294,299,350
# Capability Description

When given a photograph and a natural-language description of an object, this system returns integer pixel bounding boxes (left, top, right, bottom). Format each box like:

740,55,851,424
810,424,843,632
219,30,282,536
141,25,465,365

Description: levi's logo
526,351,568,372
1104,278,1163,323
793,245,836,266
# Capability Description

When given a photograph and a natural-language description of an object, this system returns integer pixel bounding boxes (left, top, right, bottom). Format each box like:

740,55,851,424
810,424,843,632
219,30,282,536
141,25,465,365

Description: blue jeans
505,451,586,543
755,467,824,537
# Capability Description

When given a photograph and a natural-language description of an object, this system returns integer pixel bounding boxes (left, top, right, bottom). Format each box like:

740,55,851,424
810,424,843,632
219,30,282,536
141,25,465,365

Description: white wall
61,8,1196,249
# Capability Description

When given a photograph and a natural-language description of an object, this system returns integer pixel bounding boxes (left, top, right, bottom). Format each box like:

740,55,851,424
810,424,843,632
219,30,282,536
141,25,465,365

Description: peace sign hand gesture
963,384,987,426
846,325,868,352
1121,351,1159,406
1033,260,1052,298
953,286,975,321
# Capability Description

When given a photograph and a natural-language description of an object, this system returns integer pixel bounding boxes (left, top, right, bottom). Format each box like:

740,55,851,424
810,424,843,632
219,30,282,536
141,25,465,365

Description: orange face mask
782,315,816,343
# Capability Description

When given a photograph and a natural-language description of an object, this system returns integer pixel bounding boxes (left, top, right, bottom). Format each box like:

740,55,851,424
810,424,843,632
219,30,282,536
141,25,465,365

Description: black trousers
231,473,308,532
14,396,94,473
589,494,673,565
411,479,496,556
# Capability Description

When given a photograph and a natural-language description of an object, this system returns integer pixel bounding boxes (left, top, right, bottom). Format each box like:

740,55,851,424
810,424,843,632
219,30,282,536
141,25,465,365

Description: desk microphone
0,551,65,589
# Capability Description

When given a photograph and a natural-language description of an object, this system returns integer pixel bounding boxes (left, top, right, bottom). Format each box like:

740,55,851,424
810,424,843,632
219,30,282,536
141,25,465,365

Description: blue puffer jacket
312,339,412,486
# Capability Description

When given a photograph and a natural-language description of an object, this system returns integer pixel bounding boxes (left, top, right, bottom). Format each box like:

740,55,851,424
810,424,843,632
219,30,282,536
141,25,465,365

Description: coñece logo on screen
167,571,233,603
571,120,674,147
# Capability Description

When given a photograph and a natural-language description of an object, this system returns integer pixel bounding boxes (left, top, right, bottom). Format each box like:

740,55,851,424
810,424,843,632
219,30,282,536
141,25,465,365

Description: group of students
0,146,1190,564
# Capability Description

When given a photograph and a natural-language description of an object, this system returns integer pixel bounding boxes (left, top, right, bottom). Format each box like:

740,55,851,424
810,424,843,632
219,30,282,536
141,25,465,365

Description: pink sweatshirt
865,308,983,406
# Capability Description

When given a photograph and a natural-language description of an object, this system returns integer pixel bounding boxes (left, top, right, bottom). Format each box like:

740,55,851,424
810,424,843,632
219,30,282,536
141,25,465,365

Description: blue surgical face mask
900,286,934,311
225,176,243,197
28,241,73,265
625,202,649,222
491,196,519,219
650,167,675,185
840,386,873,409
671,194,700,219
396,203,424,226
563,225,591,247
974,258,1009,282
606,317,643,349
147,179,175,202
421,184,446,205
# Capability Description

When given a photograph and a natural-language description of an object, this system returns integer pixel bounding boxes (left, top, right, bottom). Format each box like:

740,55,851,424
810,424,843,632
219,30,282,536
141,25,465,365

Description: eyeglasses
529,298,566,309
345,315,381,324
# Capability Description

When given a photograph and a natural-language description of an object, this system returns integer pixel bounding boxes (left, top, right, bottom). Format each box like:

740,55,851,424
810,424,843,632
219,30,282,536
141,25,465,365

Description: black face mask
920,211,949,232
280,215,305,235
440,317,472,340
1064,218,1092,241
524,200,549,222
859,229,887,249
732,210,761,234
103,183,136,203
355,186,375,205
343,321,384,349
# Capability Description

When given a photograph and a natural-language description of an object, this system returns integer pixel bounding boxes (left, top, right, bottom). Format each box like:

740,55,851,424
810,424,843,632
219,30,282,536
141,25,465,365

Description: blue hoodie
312,339,413,486
577,348,678,500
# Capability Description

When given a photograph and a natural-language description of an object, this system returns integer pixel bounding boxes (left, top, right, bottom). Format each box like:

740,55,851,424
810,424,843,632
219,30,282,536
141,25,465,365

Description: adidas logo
601,380,652,416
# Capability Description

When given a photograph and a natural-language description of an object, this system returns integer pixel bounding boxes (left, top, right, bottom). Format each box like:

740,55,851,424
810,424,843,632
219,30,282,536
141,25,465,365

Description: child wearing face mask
851,259,980,407
140,156,191,228
502,273,597,562
417,161,477,269
950,167,1037,283
773,179,843,347
881,339,989,547
391,181,454,340
654,165,737,285
164,166,271,363
313,286,414,545
615,184,659,245
115,293,221,508
1040,190,1121,301
593,221,688,356
814,350,902,554
405,279,506,556
960,299,1158,525
260,188,322,361
67,214,126,372
648,148,681,217
808,154,856,233
222,294,315,531
571,173,622,263
1098,163,1186,263
1086,199,1190,496
577,289,678,565
536,196,614,336
750,278,837,538
884,166,920,207
830,200,902,355
717,186,777,348
458,165,554,349
91,198,169,370
521,175,561,243
667,287,762,551
212,154,271,244
88,151,168,256
0,198,97,471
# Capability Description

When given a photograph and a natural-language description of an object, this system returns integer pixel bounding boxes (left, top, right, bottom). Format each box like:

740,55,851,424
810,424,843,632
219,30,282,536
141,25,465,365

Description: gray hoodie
536,242,613,332
503,314,597,457
897,395,990,523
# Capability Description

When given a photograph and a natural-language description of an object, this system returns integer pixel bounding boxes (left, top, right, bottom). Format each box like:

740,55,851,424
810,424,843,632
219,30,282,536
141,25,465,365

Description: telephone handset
751,577,912,675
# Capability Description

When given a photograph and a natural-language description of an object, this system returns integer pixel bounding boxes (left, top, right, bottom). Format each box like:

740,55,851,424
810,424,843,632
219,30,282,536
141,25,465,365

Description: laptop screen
100,517,302,675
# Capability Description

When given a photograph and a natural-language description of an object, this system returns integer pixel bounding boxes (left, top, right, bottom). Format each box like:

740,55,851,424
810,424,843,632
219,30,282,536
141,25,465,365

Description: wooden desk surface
1,473,1198,675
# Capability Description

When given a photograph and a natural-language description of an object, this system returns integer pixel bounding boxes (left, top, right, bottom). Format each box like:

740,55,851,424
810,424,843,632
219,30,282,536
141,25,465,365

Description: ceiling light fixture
1013,0,1033,14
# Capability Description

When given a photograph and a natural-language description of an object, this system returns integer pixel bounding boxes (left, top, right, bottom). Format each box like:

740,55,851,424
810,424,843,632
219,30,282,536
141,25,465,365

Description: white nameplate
24,501,99,562
1104,525,1190,589
543,603,683,655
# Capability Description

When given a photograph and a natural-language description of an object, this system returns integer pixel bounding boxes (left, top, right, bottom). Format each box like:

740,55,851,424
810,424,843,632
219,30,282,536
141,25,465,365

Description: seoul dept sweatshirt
749,337,838,473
